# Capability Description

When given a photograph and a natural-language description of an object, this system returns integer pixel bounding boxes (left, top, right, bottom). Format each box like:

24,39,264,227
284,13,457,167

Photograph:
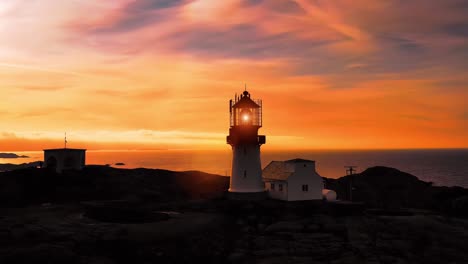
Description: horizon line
3,147,468,153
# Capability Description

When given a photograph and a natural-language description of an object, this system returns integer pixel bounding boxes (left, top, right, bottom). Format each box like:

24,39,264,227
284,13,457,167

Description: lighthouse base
226,191,267,200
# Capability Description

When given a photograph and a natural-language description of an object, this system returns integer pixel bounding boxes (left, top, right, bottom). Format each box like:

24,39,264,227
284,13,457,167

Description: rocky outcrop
225,201,468,263
0,161,41,172
0,166,229,207
1,164,468,263
324,166,468,216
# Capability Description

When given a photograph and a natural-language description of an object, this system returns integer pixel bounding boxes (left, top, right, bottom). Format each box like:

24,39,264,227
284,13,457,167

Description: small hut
43,148,86,173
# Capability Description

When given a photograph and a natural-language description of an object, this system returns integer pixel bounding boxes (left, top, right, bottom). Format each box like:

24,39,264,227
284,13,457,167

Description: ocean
2,149,467,188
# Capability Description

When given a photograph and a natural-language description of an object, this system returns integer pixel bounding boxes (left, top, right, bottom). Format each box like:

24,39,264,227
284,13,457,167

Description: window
244,170,247,178
279,184,283,192
271,183,275,190
302,185,308,192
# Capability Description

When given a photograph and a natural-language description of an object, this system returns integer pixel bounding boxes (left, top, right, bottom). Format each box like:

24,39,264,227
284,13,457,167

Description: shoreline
2,148,467,187
1,161,467,189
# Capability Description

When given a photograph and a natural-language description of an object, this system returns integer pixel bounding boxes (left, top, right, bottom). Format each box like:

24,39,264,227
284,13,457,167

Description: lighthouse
227,89,266,196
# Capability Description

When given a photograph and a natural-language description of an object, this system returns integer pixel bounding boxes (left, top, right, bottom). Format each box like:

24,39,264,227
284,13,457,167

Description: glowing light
242,114,249,121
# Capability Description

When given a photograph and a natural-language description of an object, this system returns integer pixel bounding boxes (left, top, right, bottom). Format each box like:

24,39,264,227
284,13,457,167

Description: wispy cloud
0,0,467,149
0,130,305,150
20,85,66,91
0,63,83,76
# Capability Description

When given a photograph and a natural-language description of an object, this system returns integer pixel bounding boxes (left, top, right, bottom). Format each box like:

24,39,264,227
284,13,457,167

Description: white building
263,158,324,201
43,148,86,173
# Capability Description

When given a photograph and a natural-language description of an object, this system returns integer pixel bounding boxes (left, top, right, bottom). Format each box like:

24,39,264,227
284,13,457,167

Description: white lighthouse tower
227,89,266,197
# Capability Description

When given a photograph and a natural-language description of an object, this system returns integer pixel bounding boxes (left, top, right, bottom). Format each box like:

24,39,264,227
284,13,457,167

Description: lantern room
229,90,262,127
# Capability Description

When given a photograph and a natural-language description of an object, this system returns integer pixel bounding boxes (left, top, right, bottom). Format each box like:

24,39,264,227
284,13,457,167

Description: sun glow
0,2,14,13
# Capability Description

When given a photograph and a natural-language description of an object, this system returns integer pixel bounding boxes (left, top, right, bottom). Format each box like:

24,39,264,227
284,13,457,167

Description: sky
0,0,467,151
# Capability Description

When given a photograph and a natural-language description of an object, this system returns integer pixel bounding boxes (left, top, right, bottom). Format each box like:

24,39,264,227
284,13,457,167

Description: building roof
232,91,260,109
285,158,315,163
262,158,316,181
262,161,295,180
43,148,86,152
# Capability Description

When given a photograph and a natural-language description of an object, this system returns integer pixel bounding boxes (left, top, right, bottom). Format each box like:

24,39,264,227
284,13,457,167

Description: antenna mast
64,132,67,149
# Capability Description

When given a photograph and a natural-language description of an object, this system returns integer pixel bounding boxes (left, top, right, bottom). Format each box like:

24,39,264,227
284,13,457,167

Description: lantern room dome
232,91,260,109
229,89,263,127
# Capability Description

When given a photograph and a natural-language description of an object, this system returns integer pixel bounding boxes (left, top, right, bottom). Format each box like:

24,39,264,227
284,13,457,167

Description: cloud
166,23,346,59
463,111,468,121
1,132,18,138
242,0,306,14
130,0,189,10
21,85,66,91
71,0,192,34
0,63,83,76
94,88,170,101
66,0,468,80
15,107,74,118
0,129,307,150
381,36,425,53
443,23,468,37
0,130,224,150
1,0,467,149
400,115,433,122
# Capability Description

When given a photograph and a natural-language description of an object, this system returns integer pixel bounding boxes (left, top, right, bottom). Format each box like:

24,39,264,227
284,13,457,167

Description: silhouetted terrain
0,165,229,207
0,166,467,263
0,161,40,172
325,166,468,217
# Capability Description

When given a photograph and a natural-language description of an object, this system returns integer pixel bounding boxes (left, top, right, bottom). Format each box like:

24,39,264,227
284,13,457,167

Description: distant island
0,152,29,159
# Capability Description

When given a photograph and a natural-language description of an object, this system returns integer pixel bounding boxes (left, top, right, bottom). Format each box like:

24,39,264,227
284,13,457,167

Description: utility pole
344,166,357,201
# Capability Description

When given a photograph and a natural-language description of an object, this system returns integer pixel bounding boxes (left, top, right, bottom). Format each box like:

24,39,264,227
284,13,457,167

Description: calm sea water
2,149,467,188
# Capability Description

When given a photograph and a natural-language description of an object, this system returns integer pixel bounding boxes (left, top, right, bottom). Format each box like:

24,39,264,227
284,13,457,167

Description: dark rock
325,166,468,215
0,244,78,264
0,161,41,171
304,223,320,232
451,196,468,216
84,203,169,223
227,251,247,262
1,166,468,263
0,167,229,207
265,221,304,233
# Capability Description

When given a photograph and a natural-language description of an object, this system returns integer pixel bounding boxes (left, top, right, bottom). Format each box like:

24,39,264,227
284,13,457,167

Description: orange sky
0,0,467,151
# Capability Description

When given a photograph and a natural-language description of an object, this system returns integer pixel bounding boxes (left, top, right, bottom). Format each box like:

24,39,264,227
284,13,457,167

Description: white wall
287,162,323,201
229,144,265,192
265,181,288,200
